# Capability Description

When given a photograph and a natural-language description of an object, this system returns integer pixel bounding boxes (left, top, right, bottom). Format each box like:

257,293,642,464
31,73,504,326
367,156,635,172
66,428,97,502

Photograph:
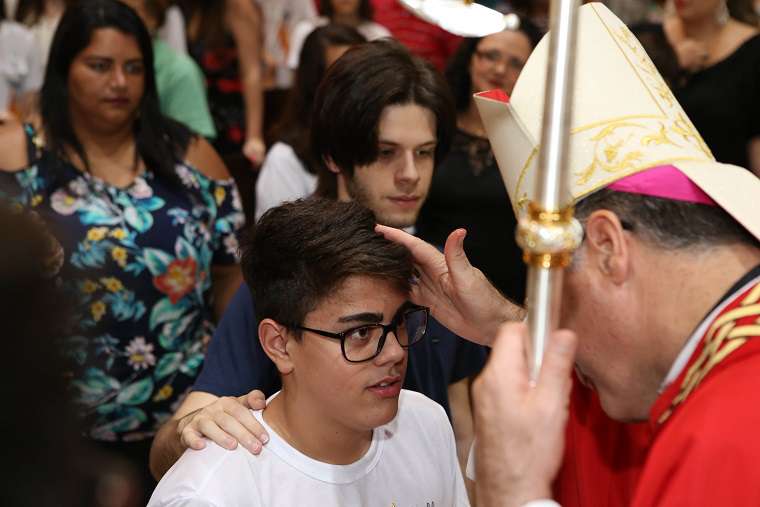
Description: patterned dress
0,125,244,442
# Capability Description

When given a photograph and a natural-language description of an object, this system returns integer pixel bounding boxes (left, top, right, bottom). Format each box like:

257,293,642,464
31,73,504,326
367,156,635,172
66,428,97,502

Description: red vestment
556,269,760,507
554,378,650,507
632,273,760,506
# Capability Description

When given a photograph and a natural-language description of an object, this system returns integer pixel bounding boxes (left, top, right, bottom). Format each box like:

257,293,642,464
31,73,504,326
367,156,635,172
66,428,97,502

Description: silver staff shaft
524,0,581,381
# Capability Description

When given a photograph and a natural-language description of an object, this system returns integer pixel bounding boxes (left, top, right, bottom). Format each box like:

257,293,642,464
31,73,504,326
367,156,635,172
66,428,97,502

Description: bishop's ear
259,319,295,375
582,210,631,284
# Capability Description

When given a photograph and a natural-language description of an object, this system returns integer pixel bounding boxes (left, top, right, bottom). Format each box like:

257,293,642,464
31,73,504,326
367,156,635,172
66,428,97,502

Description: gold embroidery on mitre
514,147,539,214
571,7,713,195
505,4,716,210
658,287,760,425
572,116,710,188
593,6,664,116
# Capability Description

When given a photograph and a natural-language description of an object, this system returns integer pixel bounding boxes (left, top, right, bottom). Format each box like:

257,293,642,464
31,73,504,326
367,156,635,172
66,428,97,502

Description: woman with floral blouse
0,0,243,498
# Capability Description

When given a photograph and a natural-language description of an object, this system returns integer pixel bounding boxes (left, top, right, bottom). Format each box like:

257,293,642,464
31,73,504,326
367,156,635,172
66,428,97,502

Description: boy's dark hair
241,198,414,331
311,39,456,197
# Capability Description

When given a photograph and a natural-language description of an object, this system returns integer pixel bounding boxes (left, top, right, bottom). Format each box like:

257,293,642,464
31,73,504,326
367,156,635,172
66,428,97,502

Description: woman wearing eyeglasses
416,17,539,306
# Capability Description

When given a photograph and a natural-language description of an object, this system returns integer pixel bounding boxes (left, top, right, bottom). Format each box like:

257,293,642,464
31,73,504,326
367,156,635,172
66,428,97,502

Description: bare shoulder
185,136,231,181
728,20,760,48
0,119,30,171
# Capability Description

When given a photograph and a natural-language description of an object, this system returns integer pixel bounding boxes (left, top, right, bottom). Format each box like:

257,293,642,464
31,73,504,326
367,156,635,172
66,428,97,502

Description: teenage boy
148,198,468,506
149,40,498,484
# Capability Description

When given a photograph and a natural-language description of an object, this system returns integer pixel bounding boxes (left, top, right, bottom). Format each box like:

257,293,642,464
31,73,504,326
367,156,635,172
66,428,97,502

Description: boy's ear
259,319,295,375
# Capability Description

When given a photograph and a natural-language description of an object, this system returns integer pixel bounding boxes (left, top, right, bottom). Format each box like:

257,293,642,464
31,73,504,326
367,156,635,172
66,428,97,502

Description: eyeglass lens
343,308,427,361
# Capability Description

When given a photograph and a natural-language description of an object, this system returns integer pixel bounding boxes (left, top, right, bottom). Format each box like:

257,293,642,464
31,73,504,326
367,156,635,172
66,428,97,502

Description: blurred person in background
256,0,316,143
286,0,390,70
662,0,760,174
0,0,243,500
255,23,366,221
121,0,215,140
12,0,71,68
0,204,142,507
370,0,461,71
10,0,190,73
506,0,549,31
416,18,539,304
0,0,43,121
180,0,264,219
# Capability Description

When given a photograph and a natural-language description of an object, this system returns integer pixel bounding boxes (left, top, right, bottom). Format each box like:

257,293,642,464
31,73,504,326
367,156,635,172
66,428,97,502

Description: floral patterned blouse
0,125,244,442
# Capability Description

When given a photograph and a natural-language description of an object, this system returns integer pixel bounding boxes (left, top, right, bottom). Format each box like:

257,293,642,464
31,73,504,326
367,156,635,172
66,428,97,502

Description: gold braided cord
742,283,760,306
708,304,760,331
658,286,760,425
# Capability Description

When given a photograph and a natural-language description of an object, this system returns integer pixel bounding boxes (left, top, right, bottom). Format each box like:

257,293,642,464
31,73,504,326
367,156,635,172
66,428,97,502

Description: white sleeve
254,144,315,221
362,22,392,41
286,20,315,69
21,28,43,92
465,439,476,481
522,501,561,507
148,445,262,507
157,7,188,55
288,0,317,24
149,497,219,507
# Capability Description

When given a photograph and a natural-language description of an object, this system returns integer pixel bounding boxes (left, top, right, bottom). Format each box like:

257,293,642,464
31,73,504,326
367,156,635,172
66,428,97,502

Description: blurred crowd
1,0,759,505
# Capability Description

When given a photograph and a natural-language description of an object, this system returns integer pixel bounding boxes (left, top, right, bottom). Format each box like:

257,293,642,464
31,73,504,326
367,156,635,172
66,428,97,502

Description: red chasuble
554,378,650,507
555,268,760,507
631,272,760,506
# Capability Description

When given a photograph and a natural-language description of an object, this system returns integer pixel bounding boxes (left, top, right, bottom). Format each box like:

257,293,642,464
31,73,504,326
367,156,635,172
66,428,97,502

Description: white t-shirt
286,17,392,69
149,390,469,507
254,142,317,221
157,6,188,55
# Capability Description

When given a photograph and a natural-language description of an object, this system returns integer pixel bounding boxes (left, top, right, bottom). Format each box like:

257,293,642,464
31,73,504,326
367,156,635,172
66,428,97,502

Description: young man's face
287,275,409,433
346,103,437,229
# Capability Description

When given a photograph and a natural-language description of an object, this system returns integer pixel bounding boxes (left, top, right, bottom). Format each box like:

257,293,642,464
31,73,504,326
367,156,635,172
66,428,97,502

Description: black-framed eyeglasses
291,303,429,363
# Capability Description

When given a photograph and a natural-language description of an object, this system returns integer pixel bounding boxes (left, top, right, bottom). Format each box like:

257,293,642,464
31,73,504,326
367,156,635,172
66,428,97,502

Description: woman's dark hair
241,197,413,328
41,0,192,185
178,0,228,48
312,39,456,197
445,16,540,113
270,23,366,173
728,0,759,25
142,0,171,29
319,0,374,22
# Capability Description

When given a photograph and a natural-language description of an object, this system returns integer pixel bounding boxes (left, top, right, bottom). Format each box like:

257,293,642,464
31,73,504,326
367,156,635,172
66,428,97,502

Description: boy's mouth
367,376,403,398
